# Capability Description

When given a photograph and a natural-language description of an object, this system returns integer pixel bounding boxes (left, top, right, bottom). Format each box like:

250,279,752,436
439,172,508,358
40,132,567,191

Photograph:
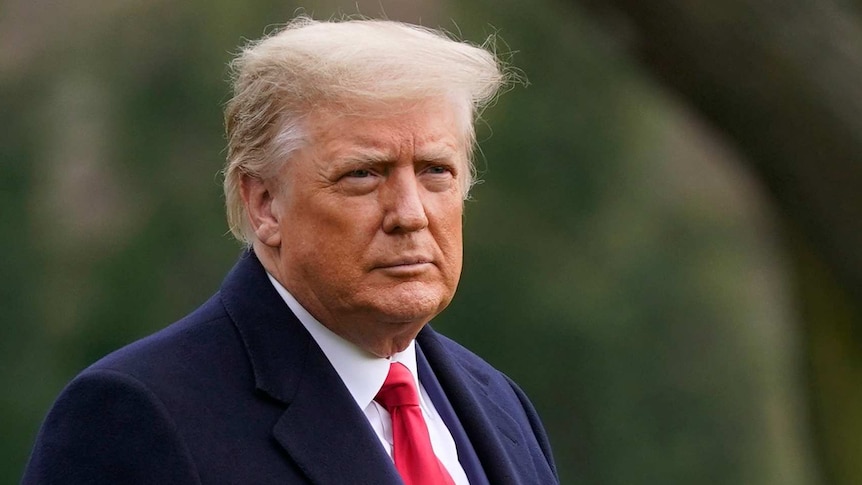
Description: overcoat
23,252,559,484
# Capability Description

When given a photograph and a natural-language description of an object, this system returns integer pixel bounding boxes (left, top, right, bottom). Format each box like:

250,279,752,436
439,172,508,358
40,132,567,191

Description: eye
425,165,454,176
346,169,372,178
336,167,380,195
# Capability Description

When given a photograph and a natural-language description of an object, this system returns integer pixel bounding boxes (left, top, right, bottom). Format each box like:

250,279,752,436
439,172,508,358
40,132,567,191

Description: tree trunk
568,0,862,482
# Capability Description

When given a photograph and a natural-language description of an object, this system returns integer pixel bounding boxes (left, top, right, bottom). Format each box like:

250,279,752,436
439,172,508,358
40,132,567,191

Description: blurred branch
568,0,862,483
572,0,862,306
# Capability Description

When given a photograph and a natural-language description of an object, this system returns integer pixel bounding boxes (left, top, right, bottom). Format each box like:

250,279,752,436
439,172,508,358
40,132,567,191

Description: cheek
443,197,465,238
444,222,463,254
436,202,464,268
296,210,378,270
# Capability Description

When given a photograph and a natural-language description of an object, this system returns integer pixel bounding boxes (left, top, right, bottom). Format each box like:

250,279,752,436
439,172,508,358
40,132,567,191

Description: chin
369,284,452,323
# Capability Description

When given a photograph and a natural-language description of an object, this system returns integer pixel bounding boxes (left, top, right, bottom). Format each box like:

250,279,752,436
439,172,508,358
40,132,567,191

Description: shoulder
419,327,538,423
419,327,559,481
50,289,245,414
23,365,202,484
422,328,514,391
20,300,232,485
88,293,246,388
23,293,248,484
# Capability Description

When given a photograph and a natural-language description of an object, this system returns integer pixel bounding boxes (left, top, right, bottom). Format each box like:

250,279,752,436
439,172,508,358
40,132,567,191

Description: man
23,17,559,485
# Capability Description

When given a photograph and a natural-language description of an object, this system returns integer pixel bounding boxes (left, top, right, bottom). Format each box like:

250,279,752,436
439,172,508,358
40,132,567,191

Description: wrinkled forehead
303,96,473,160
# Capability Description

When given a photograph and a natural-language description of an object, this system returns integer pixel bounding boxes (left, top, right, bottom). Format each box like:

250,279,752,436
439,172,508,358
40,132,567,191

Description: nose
381,169,429,234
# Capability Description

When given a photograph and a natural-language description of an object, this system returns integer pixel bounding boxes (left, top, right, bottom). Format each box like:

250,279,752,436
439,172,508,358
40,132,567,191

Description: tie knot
375,362,419,410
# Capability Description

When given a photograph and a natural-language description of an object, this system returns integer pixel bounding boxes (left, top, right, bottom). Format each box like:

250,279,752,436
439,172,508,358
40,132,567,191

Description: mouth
375,257,432,268
373,256,434,274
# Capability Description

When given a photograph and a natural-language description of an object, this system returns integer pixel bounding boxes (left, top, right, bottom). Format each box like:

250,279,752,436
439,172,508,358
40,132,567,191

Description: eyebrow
329,149,391,171
414,144,459,162
331,143,460,168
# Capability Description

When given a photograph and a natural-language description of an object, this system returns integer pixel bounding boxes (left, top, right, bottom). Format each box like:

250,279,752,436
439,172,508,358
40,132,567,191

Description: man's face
256,99,467,356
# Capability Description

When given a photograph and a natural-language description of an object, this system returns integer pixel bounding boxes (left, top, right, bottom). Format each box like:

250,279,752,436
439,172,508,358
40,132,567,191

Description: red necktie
375,362,456,485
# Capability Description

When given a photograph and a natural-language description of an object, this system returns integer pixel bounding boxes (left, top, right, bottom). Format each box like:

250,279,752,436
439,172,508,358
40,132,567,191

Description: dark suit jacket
23,252,559,484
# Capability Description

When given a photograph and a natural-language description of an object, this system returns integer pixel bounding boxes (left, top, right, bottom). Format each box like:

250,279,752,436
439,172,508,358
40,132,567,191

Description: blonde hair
223,16,512,242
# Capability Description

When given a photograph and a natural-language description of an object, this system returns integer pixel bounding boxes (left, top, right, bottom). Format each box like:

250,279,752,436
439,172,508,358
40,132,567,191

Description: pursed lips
373,256,434,269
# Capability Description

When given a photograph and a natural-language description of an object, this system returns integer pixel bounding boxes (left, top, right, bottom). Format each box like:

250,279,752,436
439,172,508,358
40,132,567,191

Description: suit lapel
271,345,402,485
417,327,533,485
220,251,402,485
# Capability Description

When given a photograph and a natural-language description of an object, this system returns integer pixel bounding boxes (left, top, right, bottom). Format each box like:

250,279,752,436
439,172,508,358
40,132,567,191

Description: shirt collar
266,273,419,410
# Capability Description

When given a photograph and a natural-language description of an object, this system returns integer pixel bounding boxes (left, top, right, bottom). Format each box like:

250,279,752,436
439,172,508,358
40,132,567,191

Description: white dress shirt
267,274,469,484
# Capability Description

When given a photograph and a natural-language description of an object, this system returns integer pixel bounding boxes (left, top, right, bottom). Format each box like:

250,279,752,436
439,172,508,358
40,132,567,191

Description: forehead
304,99,469,160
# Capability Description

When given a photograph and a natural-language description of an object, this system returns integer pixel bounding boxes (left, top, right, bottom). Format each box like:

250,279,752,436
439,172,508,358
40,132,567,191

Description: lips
371,252,436,270
374,256,433,269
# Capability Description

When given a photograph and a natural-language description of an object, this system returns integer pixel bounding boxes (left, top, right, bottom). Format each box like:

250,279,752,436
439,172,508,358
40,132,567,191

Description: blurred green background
5,0,862,483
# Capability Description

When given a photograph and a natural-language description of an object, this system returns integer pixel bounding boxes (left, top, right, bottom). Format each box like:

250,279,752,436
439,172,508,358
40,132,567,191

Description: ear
240,173,282,247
